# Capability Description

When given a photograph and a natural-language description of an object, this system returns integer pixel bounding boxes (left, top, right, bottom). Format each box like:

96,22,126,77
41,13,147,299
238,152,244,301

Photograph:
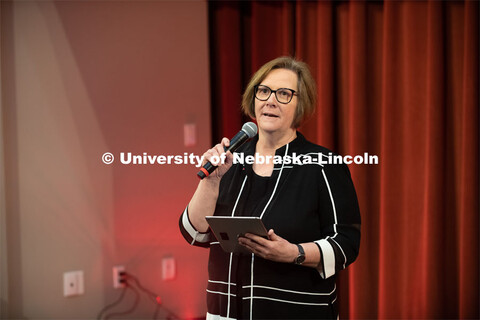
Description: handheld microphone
197,122,258,179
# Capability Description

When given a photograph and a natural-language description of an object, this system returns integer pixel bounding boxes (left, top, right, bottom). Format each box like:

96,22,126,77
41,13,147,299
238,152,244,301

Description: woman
179,57,361,319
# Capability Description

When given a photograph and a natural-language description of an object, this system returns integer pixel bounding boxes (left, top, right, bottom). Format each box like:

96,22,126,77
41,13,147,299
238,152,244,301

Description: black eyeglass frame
254,85,298,104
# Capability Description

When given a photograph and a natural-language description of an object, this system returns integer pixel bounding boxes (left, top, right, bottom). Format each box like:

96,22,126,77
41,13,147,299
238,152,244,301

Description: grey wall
1,1,211,318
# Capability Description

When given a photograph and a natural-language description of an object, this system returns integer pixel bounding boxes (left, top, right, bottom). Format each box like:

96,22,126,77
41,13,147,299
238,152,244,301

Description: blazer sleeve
314,163,361,279
179,206,212,248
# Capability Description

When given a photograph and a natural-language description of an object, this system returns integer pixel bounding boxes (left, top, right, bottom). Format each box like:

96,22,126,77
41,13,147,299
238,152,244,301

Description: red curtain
209,1,479,318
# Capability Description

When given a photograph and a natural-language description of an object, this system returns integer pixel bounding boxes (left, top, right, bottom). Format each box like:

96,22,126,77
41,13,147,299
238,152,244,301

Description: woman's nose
266,91,278,104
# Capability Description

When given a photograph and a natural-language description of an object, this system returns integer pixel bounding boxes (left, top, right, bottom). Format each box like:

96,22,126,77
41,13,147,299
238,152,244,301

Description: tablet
205,216,269,254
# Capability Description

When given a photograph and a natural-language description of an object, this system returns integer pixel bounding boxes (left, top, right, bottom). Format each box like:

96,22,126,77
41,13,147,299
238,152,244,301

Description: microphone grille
242,122,258,138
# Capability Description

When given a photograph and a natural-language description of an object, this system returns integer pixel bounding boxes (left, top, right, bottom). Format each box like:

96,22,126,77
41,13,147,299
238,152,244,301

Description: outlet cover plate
63,270,84,297
162,257,176,280
113,265,125,289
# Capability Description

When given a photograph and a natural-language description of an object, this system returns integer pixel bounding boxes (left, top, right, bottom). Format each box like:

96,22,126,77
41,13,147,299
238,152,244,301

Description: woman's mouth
262,112,279,118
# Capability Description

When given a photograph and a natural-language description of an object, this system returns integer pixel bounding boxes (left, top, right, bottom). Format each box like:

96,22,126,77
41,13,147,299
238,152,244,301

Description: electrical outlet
162,257,175,280
184,123,196,147
112,265,125,289
63,270,84,297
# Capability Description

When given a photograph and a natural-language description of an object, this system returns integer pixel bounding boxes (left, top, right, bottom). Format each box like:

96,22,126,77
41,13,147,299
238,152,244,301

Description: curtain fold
457,1,479,317
208,1,479,318
209,2,244,139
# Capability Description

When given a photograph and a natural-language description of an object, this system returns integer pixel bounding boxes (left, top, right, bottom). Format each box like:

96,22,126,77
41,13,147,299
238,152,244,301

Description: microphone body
197,122,257,179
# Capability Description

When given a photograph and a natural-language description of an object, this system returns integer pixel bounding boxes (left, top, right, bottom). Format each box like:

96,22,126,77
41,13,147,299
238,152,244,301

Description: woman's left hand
238,229,298,263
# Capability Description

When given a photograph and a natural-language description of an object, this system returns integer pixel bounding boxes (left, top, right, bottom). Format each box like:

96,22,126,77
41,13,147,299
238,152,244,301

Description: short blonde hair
241,57,317,128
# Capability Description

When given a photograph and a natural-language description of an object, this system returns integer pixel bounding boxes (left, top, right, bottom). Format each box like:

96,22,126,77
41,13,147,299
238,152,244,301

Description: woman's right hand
201,137,234,180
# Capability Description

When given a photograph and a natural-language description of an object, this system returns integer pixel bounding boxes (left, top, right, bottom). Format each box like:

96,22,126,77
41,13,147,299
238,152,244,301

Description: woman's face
254,68,298,136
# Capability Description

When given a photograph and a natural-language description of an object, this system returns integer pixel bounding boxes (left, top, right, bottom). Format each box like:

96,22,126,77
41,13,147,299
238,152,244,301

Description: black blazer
180,132,361,319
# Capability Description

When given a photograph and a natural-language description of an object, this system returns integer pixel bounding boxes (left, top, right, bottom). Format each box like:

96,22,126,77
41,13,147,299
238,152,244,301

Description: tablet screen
205,216,268,254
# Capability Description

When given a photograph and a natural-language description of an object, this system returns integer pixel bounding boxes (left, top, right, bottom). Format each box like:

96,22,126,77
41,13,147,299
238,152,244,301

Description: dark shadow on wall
2,1,25,318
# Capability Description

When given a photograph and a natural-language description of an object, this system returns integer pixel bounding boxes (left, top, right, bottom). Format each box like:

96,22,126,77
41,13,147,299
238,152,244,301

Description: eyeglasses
254,85,297,104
